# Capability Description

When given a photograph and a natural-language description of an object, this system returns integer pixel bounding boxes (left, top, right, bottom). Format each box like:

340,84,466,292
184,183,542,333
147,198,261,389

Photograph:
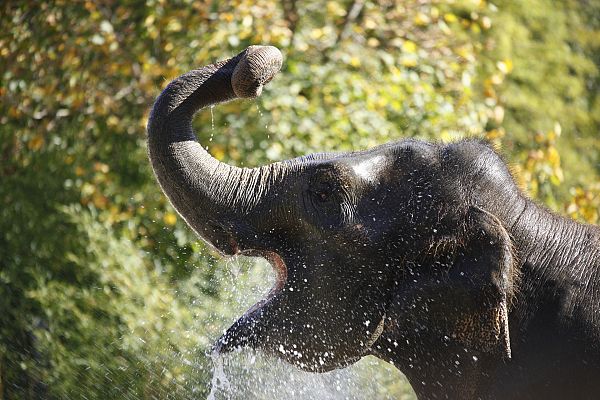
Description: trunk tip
232,45,283,98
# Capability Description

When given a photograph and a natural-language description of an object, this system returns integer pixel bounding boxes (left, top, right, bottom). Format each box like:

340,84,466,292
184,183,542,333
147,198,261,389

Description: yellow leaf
497,59,513,74
163,212,177,226
402,40,417,54
444,13,458,23
414,12,430,26
211,144,225,161
28,134,44,151
400,57,417,68
326,1,346,16
547,147,560,165
456,45,473,60
364,18,377,30
310,28,324,40
440,130,452,141
534,132,545,144
485,129,505,140
107,115,119,127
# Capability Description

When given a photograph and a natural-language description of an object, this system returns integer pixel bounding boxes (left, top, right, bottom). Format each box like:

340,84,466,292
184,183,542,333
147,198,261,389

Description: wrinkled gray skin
148,46,600,399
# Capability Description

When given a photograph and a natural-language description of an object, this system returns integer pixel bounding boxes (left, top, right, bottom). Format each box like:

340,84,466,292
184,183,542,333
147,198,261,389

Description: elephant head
147,46,518,374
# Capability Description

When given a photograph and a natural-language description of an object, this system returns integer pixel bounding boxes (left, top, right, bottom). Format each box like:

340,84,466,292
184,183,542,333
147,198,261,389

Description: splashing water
206,349,414,400
200,255,415,399
207,352,231,400
209,350,355,400
209,105,215,141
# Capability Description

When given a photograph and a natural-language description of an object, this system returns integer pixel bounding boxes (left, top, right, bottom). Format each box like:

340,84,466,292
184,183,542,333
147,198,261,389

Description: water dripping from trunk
209,105,215,142
256,103,270,139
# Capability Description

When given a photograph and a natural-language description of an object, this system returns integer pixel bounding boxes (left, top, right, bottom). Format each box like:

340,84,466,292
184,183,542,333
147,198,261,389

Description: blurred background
1,0,599,398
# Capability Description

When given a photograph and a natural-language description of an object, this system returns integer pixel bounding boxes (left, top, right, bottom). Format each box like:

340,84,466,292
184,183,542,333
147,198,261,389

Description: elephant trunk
147,46,283,254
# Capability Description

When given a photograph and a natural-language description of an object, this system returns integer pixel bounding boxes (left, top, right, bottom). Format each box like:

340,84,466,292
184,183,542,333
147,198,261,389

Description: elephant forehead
350,155,387,183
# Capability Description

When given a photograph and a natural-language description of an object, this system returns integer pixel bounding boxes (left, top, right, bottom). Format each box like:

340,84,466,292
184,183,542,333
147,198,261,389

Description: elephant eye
314,190,331,202
306,178,344,228
310,180,335,204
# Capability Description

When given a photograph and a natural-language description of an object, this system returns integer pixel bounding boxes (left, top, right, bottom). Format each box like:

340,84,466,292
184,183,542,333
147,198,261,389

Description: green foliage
1,1,598,398
476,0,600,205
30,206,198,398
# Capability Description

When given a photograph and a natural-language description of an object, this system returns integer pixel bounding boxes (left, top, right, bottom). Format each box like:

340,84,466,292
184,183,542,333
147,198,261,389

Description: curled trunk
147,46,283,254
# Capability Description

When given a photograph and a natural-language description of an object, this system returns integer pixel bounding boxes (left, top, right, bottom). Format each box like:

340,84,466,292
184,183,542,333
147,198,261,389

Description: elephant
147,46,600,399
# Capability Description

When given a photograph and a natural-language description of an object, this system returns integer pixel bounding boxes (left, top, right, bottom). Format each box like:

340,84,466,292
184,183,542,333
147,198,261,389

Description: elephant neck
500,198,600,345
506,199,599,273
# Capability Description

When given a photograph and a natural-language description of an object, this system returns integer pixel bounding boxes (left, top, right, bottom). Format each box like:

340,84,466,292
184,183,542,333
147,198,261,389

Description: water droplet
209,105,215,141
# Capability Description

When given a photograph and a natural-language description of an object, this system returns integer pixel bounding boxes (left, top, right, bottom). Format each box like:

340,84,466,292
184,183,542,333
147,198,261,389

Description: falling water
207,352,231,400
209,105,215,141
208,350,352,400
256,103,270,138
206,350,414,400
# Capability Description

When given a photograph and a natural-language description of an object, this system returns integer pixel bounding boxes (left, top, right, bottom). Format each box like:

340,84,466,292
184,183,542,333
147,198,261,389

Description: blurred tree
474,0,600,206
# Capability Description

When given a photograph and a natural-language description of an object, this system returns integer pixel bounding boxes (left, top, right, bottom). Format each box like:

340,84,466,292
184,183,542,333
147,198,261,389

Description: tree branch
336,0,366,45
281,0,299,40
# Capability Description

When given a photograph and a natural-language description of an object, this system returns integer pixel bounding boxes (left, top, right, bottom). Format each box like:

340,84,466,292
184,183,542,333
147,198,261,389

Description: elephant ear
446,206,515,359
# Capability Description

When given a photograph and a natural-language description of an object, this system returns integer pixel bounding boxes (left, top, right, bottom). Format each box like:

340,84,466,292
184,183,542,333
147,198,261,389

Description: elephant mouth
238,249,288,316
212,249,288,355
213,250,384,372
